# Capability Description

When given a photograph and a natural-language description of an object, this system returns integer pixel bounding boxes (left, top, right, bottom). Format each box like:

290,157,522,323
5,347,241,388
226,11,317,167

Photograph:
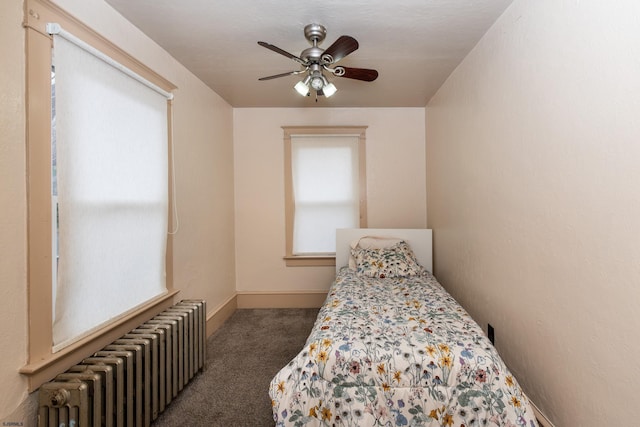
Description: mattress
269,267,537,426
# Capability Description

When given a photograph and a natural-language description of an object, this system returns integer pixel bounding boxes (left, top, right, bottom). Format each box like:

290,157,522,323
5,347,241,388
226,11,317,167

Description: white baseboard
236,291,327,308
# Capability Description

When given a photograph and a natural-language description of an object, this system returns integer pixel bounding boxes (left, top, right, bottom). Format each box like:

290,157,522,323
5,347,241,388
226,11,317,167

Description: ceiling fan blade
258,71,298,81
338,66,379,82
323,36,359,63
258,41,306,64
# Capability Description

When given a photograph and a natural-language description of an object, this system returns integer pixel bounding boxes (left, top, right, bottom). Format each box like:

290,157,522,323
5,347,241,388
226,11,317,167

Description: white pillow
348,236,403,269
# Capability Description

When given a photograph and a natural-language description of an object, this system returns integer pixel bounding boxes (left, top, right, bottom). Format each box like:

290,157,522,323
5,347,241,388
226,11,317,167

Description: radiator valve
49,388,70,407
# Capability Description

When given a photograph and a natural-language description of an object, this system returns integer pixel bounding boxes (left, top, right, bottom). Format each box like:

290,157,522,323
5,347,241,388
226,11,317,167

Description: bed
270,229,537,427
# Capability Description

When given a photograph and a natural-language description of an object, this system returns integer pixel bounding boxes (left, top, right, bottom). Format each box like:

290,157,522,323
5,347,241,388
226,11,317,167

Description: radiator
38,299,206,427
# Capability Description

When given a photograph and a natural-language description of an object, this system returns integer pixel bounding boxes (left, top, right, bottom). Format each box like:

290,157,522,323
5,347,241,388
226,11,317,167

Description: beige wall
234,108,426,293
426,1,640,425
0,0,235,421
0,0,29,419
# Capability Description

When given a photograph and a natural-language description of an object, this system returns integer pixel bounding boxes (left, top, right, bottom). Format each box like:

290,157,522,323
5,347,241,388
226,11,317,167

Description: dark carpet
151,308,319,427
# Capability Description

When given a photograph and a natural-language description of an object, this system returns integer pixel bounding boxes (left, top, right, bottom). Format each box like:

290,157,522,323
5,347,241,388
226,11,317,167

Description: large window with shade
22,0,178,391
283,126,368,266
50,25,171,350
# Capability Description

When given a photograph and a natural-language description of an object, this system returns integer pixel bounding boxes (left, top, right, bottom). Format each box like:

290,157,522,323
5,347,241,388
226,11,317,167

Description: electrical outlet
487,324,495,345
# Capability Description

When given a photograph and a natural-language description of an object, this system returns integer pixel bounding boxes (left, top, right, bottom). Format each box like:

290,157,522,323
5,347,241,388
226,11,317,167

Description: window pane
52,34,168,350
291,135,359,254
293,203,359,254
293,145,355,201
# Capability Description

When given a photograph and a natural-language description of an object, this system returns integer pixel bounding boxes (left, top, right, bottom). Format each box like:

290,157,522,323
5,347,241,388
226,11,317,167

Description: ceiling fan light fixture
294,77,311,96
309,75,325,91
323,82,337,97
259,23,379,100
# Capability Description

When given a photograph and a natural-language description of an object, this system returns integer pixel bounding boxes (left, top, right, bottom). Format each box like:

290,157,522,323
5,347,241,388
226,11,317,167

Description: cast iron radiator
37,299,206,426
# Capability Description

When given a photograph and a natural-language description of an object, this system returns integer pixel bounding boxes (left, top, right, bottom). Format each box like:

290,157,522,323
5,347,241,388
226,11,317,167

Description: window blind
51,26,170,350
291,135,360,254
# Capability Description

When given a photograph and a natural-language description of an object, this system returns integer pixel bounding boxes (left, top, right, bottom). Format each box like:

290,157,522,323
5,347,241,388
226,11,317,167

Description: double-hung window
22,0,177,390
50,25,171,350
283,126,368,266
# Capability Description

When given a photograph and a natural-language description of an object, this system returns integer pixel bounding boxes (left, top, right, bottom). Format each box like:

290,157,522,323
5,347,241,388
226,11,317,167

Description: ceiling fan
258,23,379,100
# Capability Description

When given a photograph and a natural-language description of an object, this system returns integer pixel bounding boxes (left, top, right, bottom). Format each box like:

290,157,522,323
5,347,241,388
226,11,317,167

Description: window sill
284,255,336,267
20,290,179,391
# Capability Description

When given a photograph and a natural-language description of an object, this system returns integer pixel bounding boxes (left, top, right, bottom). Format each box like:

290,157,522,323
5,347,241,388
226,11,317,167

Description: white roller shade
291,135,360,254
51,28,169,350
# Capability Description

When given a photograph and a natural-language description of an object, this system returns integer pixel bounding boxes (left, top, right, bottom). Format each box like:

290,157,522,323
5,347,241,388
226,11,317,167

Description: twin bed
270,229,537,427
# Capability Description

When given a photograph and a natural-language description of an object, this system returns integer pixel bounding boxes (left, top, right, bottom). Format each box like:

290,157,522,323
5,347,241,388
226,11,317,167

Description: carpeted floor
151,308,319,427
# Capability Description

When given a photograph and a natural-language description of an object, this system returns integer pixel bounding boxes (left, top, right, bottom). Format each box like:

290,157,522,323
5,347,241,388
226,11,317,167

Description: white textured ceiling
105,0,514,108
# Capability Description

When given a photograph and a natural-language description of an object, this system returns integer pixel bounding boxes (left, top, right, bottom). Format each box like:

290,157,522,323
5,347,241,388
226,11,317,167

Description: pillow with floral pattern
351,240,425,278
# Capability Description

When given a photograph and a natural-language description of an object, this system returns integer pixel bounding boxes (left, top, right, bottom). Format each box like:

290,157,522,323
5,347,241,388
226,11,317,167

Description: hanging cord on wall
168,101,180,235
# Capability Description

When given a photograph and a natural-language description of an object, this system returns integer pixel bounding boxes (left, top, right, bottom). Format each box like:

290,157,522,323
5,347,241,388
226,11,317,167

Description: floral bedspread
269,268,537,427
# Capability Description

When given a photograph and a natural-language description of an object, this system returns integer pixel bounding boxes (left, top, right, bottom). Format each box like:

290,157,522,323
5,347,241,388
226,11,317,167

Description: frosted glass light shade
323,83,337,97
294,80,310,96
310,76,324,90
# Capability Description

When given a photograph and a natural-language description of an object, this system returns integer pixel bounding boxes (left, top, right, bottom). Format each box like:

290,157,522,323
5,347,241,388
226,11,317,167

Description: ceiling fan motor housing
300,46,324,63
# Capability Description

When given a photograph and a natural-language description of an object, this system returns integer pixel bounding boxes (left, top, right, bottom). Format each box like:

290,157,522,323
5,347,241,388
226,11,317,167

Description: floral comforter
269,268,537,427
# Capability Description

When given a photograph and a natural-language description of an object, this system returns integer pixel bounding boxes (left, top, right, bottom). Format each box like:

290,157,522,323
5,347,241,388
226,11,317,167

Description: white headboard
336,228,433,273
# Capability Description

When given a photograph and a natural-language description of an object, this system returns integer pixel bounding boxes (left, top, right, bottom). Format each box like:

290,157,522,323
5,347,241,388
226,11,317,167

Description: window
22,0,178,390
50,26,171,350
283,126,368,266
